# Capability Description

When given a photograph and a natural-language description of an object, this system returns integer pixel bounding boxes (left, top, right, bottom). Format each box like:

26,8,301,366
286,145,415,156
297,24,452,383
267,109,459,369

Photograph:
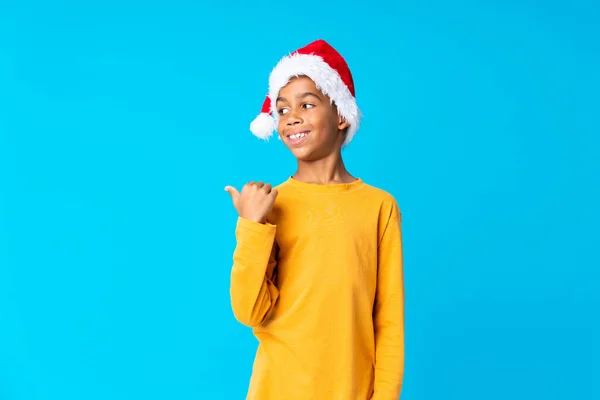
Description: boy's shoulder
360,181,402,214
360,181,398,201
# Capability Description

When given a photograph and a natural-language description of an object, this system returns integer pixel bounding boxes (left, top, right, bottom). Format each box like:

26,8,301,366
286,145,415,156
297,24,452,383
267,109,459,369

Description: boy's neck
293,152,356,185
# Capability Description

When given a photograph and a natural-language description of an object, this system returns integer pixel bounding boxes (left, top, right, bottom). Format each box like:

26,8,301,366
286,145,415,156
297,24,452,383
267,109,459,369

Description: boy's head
275,75,350,161
249,40,361,156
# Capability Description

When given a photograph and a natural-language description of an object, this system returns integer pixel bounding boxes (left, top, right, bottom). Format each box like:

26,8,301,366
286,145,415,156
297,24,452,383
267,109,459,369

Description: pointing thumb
224,185,240,203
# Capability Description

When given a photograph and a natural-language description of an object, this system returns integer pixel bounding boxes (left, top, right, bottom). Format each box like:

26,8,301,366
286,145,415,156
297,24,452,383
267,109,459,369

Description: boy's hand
224,182,278,224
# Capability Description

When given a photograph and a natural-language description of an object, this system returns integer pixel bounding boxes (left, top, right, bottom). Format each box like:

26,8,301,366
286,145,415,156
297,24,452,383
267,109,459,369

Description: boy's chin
288,146,317,161
287,141,340,162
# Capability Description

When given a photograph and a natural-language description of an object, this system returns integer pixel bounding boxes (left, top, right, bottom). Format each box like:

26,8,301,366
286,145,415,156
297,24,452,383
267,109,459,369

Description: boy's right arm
229,217,279,327
225,182,280,327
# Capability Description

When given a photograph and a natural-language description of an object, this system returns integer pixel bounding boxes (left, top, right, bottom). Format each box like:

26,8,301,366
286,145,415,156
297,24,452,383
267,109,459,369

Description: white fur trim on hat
267,53,361,146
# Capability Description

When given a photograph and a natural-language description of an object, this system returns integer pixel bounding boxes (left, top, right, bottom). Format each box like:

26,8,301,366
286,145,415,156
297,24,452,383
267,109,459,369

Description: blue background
1,1,598,399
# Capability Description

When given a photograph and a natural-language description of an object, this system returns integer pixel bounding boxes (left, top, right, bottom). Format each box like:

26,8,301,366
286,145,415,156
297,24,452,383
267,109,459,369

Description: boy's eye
277,104,313,115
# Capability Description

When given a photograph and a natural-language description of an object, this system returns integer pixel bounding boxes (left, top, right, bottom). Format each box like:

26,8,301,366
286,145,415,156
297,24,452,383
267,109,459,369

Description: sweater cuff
236,217,276,235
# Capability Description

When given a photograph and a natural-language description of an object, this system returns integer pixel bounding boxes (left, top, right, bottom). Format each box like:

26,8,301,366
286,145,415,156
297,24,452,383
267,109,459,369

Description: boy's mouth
286,130,311,146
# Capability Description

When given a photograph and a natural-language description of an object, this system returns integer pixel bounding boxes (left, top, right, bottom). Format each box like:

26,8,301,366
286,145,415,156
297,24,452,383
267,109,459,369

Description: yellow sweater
230,177,404,400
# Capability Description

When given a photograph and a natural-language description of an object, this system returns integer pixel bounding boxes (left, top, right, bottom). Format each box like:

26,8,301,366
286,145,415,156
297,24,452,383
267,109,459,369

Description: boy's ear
338,114,350,132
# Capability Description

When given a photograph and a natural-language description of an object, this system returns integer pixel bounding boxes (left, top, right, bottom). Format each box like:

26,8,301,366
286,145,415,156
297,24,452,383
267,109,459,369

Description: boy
225,39,404,400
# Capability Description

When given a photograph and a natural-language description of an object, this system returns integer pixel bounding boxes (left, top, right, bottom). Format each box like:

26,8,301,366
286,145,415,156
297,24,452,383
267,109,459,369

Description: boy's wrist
240,216,265,224
237,216,275,229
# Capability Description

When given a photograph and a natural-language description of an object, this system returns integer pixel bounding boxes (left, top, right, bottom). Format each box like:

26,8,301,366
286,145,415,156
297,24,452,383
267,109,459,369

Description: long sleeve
230,217,280,327
371,204,405,400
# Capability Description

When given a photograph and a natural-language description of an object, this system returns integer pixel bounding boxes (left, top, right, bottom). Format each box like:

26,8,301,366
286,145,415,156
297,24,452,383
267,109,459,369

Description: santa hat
249,39,361,146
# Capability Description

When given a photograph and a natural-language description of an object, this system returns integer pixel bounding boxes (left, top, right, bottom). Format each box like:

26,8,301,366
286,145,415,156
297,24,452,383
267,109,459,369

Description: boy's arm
229,217,279,327
372,203,405,400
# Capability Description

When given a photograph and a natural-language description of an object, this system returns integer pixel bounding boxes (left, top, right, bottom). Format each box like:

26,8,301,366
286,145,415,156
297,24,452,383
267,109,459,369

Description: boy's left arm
372,203,405,400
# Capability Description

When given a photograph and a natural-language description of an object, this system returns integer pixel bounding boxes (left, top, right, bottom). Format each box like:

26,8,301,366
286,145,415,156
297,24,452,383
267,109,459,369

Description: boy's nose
287,112,303,125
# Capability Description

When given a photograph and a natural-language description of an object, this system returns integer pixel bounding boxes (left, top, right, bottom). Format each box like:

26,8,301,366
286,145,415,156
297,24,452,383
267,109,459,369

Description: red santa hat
249,39,361,146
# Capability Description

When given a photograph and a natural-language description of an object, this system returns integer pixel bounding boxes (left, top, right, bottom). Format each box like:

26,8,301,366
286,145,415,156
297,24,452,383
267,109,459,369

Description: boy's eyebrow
298,92,322,101
276,92,322,103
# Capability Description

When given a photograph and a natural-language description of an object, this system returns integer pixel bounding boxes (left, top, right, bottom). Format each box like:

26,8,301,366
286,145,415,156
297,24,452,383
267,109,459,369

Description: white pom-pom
250,113,276,139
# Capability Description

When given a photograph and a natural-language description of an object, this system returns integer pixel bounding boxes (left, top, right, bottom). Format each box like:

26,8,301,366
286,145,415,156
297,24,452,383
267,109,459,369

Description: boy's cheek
276,122,285,136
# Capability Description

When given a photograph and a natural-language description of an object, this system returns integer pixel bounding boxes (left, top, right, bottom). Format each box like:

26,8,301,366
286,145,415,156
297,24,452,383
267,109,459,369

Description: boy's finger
224,186,240,202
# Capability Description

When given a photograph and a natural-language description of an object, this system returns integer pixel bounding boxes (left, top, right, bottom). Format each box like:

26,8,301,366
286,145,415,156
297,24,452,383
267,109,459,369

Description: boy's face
275,76,349,161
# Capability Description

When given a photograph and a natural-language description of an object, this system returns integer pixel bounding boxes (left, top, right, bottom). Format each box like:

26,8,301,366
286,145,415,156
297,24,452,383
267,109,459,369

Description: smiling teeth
290,133,307,139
